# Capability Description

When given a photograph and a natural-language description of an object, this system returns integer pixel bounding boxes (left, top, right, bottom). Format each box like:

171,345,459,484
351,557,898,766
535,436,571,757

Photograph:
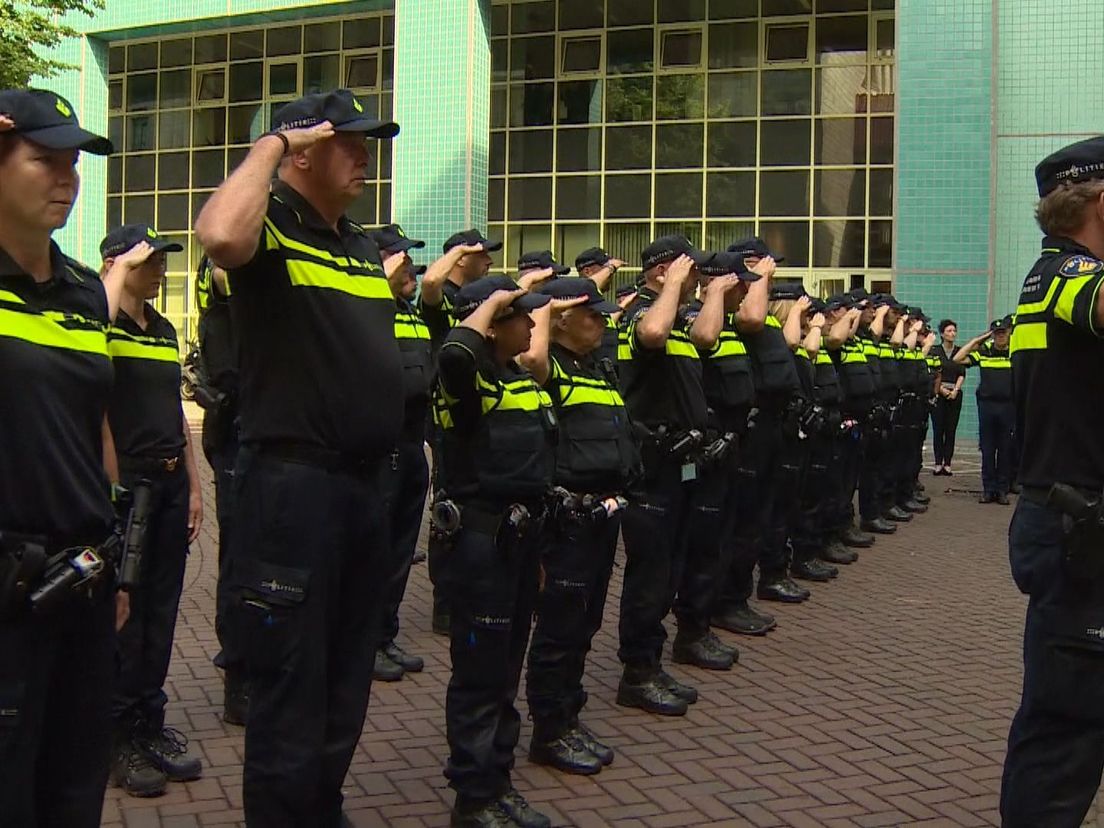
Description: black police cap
371,223,425,254
640,235,709,271
990,315,1013,332
808,298,827,314
824,295,850,312
1036,136,1104,197
615,283,638,299
0,88,112,155
847,287,871,304
453,274,551,320
443,228,503,254
695,251,760,280
99,224,183,259
271,89,399,138
518,250,570,275
727,236,786,264
536,277,620,315
575,247,612,271
414,264,427,276
769,281,807,301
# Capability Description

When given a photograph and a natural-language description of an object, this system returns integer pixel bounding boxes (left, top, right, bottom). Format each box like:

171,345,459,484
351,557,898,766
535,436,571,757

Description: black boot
572,723,614,766
912,491,931,505
820,540,858,565
884,506,912,522
432,598,450,636
222,670,250,726
372,647,404,682
616,669,688,716
672,630,735,671
900,499,928,514
757,576,809,603
841,525,876,547
704,630,739,660
383,640,424,672
656,670,699,704
450,800,516,828
860,517,897,534
136,724,203,782
111,729,167,798
498,789,552,828
791,558,832,583
712,601,776,636
529,731,603,775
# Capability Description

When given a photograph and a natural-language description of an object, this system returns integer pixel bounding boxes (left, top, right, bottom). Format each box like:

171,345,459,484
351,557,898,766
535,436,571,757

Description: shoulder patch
1059,255,1103,277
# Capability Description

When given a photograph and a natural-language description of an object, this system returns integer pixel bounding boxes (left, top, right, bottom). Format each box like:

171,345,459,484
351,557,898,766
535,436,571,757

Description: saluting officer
432,276,556,828
617,236,709,717
855,296,898,536
195,89,401,827
1000,136,1104,827
194,254,249,725
98,225,205,797
956,316,1015,505
0,88,128,828
371,223,431,682
519,277,637,775
573,246,626,365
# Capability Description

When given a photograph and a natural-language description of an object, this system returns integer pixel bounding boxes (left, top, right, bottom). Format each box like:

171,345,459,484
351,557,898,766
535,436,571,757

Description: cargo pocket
230,559,310,676
0,680,25,752
1033,607,1104,724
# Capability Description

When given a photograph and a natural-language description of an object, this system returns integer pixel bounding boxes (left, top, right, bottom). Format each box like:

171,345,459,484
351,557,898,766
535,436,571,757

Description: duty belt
120,453,181,474
251,441,376,477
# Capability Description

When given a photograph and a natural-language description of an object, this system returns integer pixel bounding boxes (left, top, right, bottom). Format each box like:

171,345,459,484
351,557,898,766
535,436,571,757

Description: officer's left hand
549,296,589,314
704,274,741,296
188,489,203,542
795,295,813,314
910,319,924,333
115,590,130,631
607,258,626,271
0,114,13,132
517,267,556,290
809,312,826,328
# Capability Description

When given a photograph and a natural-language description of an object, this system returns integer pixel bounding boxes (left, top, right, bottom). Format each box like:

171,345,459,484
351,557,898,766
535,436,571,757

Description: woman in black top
931,319,966,474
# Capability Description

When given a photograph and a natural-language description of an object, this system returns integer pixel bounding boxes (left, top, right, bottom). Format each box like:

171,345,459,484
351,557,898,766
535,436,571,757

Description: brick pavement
102,427,1037,828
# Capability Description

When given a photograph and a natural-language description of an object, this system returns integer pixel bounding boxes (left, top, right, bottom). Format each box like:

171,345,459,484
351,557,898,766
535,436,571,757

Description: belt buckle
163,457,179,472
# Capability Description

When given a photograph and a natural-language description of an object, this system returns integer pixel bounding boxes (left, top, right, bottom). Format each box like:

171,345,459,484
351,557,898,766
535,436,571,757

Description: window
607,29,654,74
605,175,651,218
561,36,601,74
608,0,653,27
558,80,603,124
345,54,379,89
656,123,704,168
760,119,811,166
659,0,706,23
557,127,602,172
195,68,225,103
268,61,300,98
660,30,703,69
816,16,867,64
558,0,604,30
512,36,555,80
556,176,602,220
267,26,302,57
508,130,554,174
765,23,809,63
656,75,704,119
708,23,757,69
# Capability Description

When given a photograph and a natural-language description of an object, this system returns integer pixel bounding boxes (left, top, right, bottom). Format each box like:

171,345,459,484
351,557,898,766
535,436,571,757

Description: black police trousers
859,426,888,522
1001,497,1104,827
0,587,116,827
619,457,698,671
227,447,388,828
206,420,242,676
714,435,772,612
978,398,1015,498
380,438,430,645
676,453,740,635
527,512,620,740
831,415,866,534
444,506,543,804
793,426,839,562
113,463,190,730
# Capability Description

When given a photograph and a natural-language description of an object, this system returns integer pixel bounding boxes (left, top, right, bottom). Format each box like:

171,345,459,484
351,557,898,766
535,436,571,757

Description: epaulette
1058,253,1104,278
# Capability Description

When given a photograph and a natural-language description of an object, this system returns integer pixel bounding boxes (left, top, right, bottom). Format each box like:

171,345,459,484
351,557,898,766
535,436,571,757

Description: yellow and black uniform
855,326,890,525
616,288,708,685
526,341,638,760
434,324,556,809
828,330,876,534
224,179,400,825
968,341,1014,500
0,243,118,826
419,279,462,354
105,306,194,759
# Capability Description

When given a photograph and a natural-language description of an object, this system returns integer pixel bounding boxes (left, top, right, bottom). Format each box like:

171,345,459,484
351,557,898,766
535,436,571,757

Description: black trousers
444,510,543,804
793,427,838,562
380,438,430,645
714,434,770,612
0,588,116,827
207,424,242,675
526,513,619,740
1001,498,1104,827
228,448,388,828
978,399,1015,498
113,464,190,730
859,425,888,521
832,419,865,533
930,394,963,466
618,458,698,671
675,456,739,636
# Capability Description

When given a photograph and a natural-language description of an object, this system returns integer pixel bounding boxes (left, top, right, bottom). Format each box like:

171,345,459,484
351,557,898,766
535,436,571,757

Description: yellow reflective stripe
796,347,809,359
1017,277,1062,317
0,289,25,304
714,339,748,358
975,357,1011,369
665,334,698,358
1010,321,1047,354
1053,274,1097,325
815,350,833,364
107,338,179,362
263,217,383,274
560,385,625,408
617,345,632,361
0,306,108,355
394,317,430,340
841,352,866,364
286,258,391,300
766,315,781,328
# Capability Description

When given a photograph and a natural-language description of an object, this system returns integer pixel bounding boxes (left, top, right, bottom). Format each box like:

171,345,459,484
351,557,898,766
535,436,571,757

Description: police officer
1000,136,1104,827
419,229,499,635
955,316,1015,504
886,307,929,517
0,87,129,827
574,246,626,365
432,276,556,828
371,223,431,681
195,254,248,725
617,236,710,716
194,88,401,827
98,224,205,797
683,252,778,640
519,277,636,775
855,296,898,535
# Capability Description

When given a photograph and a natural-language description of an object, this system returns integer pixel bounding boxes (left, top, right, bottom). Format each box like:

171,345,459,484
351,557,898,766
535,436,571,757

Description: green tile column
392,0,490,257
896,0,994,439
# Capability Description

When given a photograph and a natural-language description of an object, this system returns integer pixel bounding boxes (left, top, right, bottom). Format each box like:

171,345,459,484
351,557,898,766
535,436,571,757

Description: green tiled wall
897,0,994,439
392,0,490,259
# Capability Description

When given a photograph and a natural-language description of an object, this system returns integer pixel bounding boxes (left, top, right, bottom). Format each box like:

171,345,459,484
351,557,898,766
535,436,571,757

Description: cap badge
146,227,157,239
54,97,71,118
352,97,364,113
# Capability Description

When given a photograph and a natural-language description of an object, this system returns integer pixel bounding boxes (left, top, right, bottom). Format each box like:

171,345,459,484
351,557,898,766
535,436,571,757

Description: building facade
42,0,1100,434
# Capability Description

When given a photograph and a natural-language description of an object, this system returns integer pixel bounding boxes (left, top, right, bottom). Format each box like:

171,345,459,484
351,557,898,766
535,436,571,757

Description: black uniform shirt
695,312,756,432
229,180,402,459
829,335,876,415
1012,235,1104,489
418,279,462,356
794,346,815,399
968,343,1012,400
876,340,900,396
0,242,114,543
196,259,237,395
813,346,842,407
857,328,883,390
744,314,801,400
395,296,433,442
617,287,708,432
596,315,620,367
107,305,186,459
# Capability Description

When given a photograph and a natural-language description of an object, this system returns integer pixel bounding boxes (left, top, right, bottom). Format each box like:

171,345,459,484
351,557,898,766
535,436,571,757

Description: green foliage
0,0,104,89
